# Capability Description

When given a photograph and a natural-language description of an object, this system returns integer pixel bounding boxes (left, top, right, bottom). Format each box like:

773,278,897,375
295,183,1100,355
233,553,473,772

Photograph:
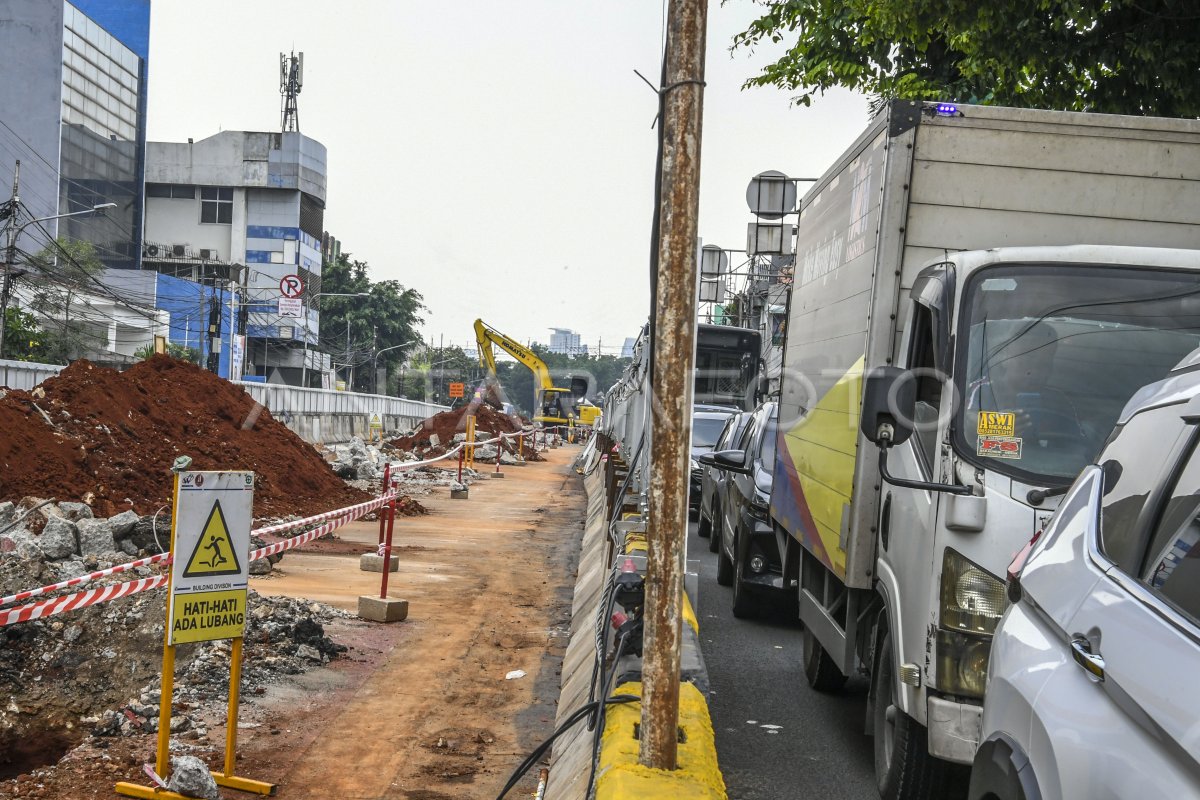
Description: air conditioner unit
171,244,186,257
143,244,160,257
199,248,217,260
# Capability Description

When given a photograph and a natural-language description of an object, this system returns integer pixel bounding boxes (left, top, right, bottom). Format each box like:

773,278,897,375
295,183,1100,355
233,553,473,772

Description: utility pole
0,161,21,361
640,0,706,772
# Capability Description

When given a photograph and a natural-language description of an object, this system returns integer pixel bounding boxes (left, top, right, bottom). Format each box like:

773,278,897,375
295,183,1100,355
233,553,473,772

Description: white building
142,130,329,385
548,327,588,356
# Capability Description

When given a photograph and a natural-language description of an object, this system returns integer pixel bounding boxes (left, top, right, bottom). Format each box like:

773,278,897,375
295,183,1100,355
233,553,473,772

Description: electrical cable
493,694,640,800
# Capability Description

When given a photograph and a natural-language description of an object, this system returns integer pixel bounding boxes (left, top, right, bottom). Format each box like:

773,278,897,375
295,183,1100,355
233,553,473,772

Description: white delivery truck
769,101,1200,799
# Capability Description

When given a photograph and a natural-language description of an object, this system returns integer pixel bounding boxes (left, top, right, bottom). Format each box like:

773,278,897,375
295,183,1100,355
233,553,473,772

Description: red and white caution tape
0,574,168,627
248,494,386,561
388,442,466,471
0,551,171,608
0,491,397,626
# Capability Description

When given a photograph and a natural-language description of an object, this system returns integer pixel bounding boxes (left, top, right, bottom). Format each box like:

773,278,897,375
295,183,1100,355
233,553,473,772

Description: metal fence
0,359,446,424
233,382,446,420
0,358,64,390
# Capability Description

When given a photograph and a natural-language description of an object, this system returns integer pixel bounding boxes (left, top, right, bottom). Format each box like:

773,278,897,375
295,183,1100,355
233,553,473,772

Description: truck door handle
1070,637,1105,681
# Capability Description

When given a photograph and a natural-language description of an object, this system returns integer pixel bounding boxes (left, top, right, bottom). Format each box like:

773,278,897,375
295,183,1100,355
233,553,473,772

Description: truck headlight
934,630,992,699
940,548,1007,635
935,549,1007,699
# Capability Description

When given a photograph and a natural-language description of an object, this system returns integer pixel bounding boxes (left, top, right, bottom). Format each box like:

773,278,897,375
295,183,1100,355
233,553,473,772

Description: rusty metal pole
639,0,706,772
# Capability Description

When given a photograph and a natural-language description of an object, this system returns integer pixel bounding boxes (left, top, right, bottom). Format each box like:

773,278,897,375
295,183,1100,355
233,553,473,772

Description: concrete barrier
547,464,726,799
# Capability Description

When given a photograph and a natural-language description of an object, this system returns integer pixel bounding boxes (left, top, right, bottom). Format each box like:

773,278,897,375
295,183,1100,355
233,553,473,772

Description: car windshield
957,264,1200,484
692,415,731,448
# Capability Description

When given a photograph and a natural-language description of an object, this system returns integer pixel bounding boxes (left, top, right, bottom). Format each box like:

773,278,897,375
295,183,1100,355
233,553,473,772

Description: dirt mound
390,401,545,462
0,356,371,518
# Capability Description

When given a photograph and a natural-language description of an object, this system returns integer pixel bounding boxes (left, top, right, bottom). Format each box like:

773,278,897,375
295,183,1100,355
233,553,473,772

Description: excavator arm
473,319,555,391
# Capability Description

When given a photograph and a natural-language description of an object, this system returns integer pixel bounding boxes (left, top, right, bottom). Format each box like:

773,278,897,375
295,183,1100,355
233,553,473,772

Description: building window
147,183,196,199
200,187,233,224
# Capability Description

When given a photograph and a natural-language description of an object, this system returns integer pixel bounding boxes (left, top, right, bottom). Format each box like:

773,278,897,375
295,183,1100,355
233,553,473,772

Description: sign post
116,470,275,800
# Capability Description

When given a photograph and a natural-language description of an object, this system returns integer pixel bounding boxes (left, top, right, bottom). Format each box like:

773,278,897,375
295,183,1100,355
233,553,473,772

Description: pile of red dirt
390,401,545,462
0,356,372,518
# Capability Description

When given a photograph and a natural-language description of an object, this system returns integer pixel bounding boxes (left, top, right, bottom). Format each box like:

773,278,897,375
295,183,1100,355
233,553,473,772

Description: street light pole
0,162,116,360
372,339,419,395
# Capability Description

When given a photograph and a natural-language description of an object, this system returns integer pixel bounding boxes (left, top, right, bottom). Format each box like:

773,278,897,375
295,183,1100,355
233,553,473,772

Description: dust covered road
231,446,586,799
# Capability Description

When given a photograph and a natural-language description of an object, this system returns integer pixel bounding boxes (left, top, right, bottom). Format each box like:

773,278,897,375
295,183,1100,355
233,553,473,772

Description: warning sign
449,382,465,399
977,411,1016,437
368,412,383,430
169,471,254,645
182,502,243,578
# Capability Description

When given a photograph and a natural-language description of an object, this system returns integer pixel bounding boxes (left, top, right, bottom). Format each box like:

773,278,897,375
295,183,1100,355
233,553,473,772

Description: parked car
698,411,751,550
701,401,783,617
971,361,1200,800
689,406,736,519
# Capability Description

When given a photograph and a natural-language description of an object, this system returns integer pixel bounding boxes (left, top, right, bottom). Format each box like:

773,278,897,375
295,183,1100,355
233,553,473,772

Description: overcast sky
147,1,869,354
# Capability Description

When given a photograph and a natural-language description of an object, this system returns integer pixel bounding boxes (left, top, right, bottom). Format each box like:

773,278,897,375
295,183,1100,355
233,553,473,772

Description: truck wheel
715,519,734,586
803,626,847,692
731,535,758,619
873,631,944,800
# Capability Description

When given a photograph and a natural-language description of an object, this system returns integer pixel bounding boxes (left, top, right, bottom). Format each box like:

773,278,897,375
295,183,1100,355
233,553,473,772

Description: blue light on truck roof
935,103,958,116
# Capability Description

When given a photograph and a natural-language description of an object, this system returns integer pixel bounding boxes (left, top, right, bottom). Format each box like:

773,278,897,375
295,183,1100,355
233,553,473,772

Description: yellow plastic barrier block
594,681,726,800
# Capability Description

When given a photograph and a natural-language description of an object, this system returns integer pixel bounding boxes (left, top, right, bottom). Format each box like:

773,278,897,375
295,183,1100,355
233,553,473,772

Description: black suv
701,401,783,618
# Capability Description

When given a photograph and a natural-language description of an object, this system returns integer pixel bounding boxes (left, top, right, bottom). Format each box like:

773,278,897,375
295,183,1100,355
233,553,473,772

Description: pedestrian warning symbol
182,501,243,578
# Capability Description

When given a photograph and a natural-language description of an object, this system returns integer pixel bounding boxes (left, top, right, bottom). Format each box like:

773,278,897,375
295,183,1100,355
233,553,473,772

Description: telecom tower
280,51,303,132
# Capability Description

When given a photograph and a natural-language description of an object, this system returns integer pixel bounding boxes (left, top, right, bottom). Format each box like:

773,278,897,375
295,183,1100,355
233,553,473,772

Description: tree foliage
733,0,1200,116
1,307,49,362
317,253,425,392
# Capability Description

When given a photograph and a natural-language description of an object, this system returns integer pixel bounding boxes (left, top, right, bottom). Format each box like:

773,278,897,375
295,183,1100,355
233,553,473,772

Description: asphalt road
690,521,879,800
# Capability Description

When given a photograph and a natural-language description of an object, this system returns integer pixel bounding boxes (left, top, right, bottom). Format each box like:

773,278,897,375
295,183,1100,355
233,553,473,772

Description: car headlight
689,459,700,472
940,548,1007,635
749,492,769,520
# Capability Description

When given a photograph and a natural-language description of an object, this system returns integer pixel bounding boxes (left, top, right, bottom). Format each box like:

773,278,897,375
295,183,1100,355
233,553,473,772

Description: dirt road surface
229,446,585,799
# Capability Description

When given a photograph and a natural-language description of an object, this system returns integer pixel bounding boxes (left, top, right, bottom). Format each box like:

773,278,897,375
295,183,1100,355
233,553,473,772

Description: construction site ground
5,445,585,800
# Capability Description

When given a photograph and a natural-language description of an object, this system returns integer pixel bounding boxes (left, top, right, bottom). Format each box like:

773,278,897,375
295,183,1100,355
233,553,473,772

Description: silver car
971,359,1200,800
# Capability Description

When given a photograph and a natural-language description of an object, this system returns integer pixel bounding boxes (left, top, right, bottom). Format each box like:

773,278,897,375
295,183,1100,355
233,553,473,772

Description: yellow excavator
473,319,602,427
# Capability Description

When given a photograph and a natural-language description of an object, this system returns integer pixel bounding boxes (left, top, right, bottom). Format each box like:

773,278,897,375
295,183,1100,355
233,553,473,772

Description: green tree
19,238,105,363
317,253,425,393
733,0,1200,116
1,307,49,362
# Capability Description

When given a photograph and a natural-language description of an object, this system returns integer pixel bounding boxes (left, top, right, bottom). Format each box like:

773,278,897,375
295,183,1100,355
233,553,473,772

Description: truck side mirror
860,366,916,447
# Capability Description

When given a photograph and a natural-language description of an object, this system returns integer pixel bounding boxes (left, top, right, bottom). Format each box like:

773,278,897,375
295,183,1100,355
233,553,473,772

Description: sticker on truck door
977,411,1016,437
977,436,1023,460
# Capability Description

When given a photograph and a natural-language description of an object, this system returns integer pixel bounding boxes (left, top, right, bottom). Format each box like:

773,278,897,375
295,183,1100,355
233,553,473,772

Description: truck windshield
957,264,1200,485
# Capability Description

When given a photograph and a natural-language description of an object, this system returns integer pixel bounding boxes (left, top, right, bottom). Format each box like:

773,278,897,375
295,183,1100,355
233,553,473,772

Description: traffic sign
449,382,465,399
168,471,254,645
278,297,303,318
279,274,304,298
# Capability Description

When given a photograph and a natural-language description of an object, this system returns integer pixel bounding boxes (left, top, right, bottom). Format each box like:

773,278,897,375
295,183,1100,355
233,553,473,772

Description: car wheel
731,531,758,618
697,508,712,539
707,503,721,553
715,516,734,587
873,631,946,800
803,625,847,692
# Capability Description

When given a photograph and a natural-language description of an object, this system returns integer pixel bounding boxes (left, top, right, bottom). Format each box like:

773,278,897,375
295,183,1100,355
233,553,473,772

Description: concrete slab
359,553,399,573
357,595,408,623
450,488,469,499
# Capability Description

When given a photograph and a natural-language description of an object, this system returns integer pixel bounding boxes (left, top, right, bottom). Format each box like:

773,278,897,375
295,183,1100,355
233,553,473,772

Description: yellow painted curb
594,682,726,800
681,591,699,636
